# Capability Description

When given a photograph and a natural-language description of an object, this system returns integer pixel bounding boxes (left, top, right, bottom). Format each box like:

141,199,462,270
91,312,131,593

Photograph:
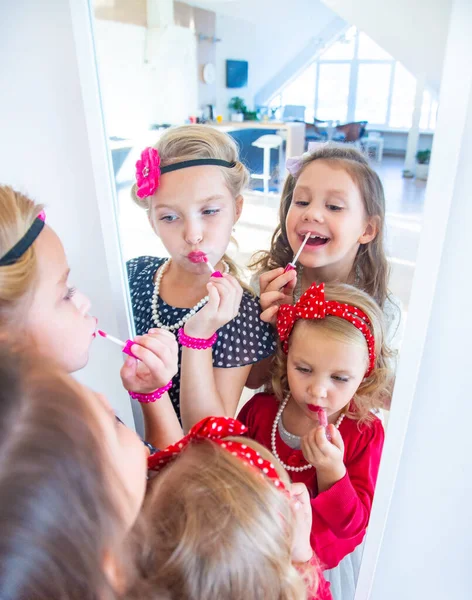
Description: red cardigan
238,393,384,571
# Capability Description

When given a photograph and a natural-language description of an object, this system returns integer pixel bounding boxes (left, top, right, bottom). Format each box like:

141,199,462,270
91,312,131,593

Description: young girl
251,144,401,352
0,184,181,449
131,416,332,600
128,125,275,431
238,282,391,578
0,347,148,599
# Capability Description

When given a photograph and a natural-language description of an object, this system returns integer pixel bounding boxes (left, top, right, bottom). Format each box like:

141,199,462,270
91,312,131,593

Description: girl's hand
259,267,297,325
301,425,346,490
120,329,178,394
290,482,314,563
184,274,243,339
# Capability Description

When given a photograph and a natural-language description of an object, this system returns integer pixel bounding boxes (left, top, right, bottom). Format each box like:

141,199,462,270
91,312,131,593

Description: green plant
228,96,247,113
243,110,258,121
416,150,431,164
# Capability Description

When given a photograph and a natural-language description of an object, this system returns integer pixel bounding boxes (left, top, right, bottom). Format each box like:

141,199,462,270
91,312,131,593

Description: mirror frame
70,0,466,595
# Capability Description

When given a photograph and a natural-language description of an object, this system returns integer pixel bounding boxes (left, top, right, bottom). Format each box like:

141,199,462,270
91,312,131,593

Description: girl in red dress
238,281,392,572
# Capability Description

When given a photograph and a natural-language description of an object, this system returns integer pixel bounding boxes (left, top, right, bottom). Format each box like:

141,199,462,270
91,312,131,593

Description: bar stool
251,134,283,195
361,132,384,162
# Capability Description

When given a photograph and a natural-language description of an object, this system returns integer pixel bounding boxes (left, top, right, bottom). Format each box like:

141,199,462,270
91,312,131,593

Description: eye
202,208,220,216
327,204,344,212
160,214,178,223
295,366,311,374
294,199,309,207
332,375,349,383
64,286,76,301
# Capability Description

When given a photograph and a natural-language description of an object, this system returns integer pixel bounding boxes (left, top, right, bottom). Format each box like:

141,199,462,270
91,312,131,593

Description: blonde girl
0,185,180,449
238,283,392,581
129,416,333,600
128,125,275,432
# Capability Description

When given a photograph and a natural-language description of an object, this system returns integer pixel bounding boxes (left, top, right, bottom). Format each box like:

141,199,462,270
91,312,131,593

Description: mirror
91,1,442,598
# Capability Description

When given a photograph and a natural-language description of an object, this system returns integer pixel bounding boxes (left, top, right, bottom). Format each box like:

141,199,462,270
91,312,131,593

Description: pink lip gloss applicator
311,405,332,441
97,330,139,359
203,256,223,278
284,232,311,273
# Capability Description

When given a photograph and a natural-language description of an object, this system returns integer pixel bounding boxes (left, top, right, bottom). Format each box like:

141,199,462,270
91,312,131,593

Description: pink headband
277,282,376,377
148,416,286,490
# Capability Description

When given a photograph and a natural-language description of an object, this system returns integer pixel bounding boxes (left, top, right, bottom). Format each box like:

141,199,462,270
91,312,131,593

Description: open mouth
301,233,330,247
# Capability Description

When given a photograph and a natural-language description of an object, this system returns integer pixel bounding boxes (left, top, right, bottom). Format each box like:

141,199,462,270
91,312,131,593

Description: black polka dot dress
127,256,276,420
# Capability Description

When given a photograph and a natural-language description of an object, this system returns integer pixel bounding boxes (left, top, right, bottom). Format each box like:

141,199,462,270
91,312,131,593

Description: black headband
0,217,45,267
160,158,236,174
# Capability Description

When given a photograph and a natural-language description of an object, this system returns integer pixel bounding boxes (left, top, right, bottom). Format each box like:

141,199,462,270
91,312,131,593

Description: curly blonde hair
131,125,250,289
130,437,318,600
250,144,390,307
270,283,394,423
0,185,44,327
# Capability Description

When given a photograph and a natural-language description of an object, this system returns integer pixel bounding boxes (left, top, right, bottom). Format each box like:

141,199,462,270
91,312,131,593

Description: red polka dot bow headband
148,416,286,490
276,282,376,377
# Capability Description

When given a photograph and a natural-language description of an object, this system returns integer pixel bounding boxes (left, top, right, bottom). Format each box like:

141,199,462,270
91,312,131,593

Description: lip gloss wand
284,232,310,273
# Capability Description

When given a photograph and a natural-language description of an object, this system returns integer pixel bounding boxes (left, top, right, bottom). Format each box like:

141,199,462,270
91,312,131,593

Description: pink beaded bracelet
129,380,172,404
178,327,218,350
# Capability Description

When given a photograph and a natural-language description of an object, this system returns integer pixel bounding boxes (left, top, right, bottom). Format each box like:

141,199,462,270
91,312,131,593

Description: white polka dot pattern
127,256,277,419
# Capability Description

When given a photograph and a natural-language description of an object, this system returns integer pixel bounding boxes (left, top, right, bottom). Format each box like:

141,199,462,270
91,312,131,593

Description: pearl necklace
271,393,345,472
151,258,229,332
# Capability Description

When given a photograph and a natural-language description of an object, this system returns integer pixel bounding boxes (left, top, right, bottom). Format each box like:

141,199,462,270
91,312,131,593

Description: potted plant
228,96,246,122
416,149,431,180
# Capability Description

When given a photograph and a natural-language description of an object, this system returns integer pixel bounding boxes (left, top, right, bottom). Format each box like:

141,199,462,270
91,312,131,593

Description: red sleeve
310,419,384,567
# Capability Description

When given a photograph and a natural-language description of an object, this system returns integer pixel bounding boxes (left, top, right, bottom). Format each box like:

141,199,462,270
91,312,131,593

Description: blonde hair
250,144,390,307
131,125,250,289
271,282,393,423
131,438,316,600
0,185,44,325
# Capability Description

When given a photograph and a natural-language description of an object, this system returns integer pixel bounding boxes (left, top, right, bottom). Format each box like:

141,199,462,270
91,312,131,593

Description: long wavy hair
250,144,390,307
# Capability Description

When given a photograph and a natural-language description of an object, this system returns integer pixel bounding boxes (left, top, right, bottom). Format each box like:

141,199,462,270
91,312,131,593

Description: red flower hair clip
277,283,376,377
135,147,161,199
148,416,286,490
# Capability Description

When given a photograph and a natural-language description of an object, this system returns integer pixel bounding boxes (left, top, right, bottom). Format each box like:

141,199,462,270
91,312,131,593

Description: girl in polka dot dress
127,125,275,433
238,282,392,589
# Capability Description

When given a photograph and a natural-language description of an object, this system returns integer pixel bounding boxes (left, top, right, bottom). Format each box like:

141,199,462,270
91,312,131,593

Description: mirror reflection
92,1,436,598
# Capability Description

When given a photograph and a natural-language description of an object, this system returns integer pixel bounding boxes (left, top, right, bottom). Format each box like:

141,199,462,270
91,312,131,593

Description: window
317,63,350,122
271,27,438,131
281,64,317,123
355,63,391,123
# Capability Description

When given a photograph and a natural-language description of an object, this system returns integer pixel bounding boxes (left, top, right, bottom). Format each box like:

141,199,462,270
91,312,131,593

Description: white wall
322,0,452,93
213,0,337,117
94,18,198,135
0,0,135,426
358,0,472,597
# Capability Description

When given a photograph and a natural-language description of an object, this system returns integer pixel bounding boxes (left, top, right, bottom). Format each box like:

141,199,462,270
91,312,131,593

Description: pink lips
188,251,207,264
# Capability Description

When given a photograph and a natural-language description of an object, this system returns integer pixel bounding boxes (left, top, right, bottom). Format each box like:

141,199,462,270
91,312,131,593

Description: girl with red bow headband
132,415,333,600
238,282,392,587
